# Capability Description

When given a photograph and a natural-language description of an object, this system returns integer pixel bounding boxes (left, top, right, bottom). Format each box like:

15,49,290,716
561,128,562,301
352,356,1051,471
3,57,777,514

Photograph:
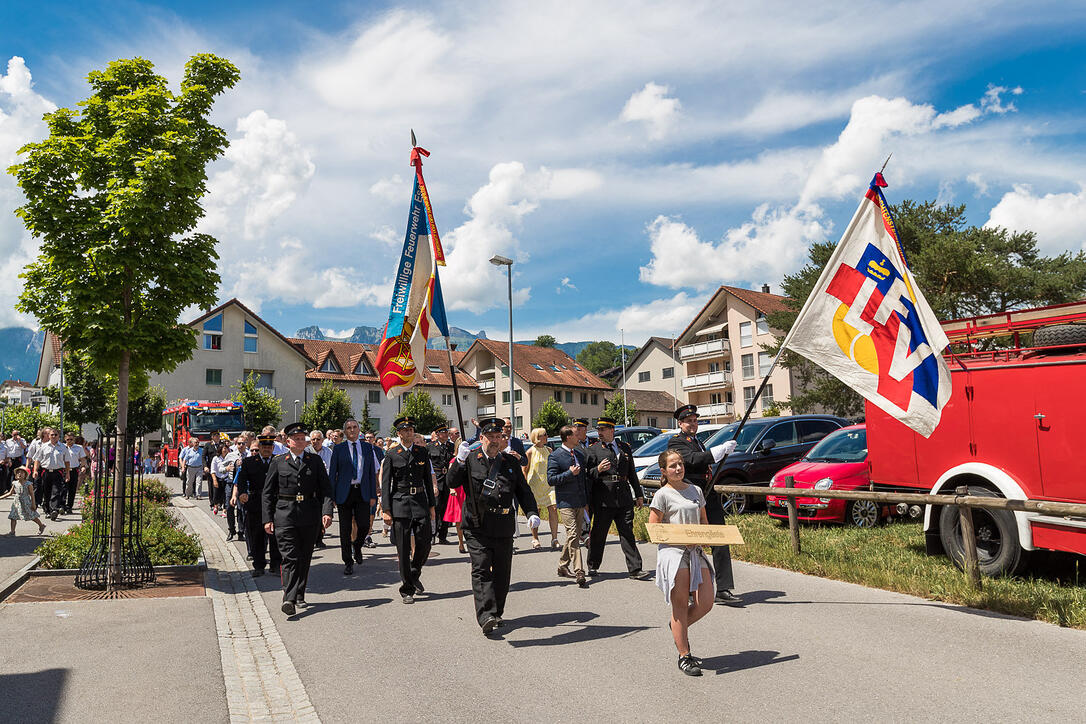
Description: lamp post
293,399,300,423
489,254,515,435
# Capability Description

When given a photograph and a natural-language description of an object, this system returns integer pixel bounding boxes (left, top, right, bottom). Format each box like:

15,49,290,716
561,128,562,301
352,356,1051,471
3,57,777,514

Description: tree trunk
108,349,131,591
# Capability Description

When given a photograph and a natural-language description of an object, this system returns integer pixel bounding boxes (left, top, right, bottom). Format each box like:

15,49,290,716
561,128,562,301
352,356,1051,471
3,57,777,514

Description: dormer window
427,365,442,373
353,358,371,375
320,356,341,373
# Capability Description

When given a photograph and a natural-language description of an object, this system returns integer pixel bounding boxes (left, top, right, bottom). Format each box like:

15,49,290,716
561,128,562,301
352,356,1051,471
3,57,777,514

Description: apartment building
621,336,684,404
456,339,612,434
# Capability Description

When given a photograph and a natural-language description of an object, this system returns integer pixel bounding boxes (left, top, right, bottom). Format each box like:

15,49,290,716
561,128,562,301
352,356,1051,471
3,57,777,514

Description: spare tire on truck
938,486,1029,576
1033,324,1086,350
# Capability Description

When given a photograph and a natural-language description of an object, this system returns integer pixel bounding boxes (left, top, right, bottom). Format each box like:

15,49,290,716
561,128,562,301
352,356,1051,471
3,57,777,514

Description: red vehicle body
160,400,245,476
866,302,1086,575
766,425,893,527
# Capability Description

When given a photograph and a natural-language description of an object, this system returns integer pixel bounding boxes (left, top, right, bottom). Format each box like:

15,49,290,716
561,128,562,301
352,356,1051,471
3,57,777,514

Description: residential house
1,379,42,408
605,388,680,430
620,336,684,405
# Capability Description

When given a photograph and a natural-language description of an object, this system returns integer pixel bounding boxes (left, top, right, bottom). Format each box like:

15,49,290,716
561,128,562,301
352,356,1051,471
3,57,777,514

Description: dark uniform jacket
667,431,716,494
447,447,539,536
426,439,454,487
235,453,275,514
262,451,334,527
381,443,436,519
586,437,642,508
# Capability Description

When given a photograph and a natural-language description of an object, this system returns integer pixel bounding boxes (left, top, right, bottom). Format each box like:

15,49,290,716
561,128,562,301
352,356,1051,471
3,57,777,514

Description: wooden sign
646,523,744,546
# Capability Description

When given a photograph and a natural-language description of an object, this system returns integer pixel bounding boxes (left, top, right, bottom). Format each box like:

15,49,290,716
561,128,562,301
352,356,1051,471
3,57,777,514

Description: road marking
174,498,319,723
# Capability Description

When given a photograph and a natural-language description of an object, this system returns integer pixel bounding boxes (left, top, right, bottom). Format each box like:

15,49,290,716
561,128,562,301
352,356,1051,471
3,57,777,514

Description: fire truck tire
938,486,1028,577
1033,324,1086,350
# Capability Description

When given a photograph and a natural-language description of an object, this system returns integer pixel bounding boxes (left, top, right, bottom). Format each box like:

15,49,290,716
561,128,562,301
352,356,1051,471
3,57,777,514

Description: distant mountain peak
294,325,326,341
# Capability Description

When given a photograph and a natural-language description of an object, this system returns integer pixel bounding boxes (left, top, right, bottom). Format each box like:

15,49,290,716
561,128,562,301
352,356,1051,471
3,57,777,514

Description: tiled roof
189,298,316,366
1,379,35,389
679,285,792,342
289,338,477,388
608,389,679,414
468,339,612,390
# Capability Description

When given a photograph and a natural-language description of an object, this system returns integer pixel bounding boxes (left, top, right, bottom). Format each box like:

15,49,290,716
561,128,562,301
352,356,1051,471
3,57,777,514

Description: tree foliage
576,341,623,374
767,199,1086,417
1,405,60,438
396,390,447,435
359,400,375,433
231,373,283,431
44,351,111,429
534,334,556,348
123,386,168,437
300,381,353,433
604,391,640,426
532,398,570,436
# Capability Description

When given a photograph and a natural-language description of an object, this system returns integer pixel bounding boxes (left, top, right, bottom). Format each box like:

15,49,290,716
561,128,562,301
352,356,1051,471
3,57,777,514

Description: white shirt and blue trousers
180,446,204,498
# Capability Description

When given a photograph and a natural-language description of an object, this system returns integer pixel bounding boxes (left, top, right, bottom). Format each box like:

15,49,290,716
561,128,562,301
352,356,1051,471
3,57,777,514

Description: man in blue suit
328,418,379,575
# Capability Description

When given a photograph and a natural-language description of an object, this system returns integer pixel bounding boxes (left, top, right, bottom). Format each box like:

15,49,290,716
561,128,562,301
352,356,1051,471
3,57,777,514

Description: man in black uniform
263,422,334,616
666,404,741,606
447,417,541,635
234,434,281,576
426,423,454,545
380,416,437,604
585,416,649,579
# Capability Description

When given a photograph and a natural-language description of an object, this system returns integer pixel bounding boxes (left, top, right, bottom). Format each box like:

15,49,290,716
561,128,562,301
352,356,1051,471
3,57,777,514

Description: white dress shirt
36,441,71,471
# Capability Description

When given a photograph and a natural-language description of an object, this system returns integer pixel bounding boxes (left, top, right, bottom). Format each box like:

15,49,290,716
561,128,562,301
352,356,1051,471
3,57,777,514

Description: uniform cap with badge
257,434,276,445
283,422,308,437
674,404,698,420
572,417,589,427
393,415,415,430
479,417,504,434
595,416,616,429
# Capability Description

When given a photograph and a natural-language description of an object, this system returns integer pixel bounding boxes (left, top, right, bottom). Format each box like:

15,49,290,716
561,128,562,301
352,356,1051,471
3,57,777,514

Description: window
638,371,650,382
572,365,582,371
591,394,599,405
371,418,380,432
756,313,769,335
565,391,573,403
502,390,509,403
550,365,560,372
646,416,658,427
554,390,561,401
758,351,773,376
708,361,720,372
442,393,453,406
743,385,755,407
740,321,752,347
245,370,273,390
797,419,842,443
243,320,258,353
367,390,381,403
531,363,543,370
580,393,588,404
427,365,442,373
741,354,755,379
319,356,340,373
514,416,523,429
726,391,733,403
206,368,222,386
354,358,371,375
559,364,568,370
709,393,722,404
762,384,774,408
501,390,523,403
724,360,732,372
763,421,797,446
662,367,674,379
500,365,509,376
203,313,223,351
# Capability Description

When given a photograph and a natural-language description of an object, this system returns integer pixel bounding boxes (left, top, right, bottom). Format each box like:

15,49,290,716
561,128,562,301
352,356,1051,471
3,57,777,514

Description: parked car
641,415,851,513
632,430,678,478
614,425,662,451
765,424,889,527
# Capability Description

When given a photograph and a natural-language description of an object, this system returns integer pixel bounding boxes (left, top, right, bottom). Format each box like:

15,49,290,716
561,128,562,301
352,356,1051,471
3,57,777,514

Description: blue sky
2,1,1085,346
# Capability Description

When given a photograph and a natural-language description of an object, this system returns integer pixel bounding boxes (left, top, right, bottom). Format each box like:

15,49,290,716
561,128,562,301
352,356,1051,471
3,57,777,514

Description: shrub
36,516,200,568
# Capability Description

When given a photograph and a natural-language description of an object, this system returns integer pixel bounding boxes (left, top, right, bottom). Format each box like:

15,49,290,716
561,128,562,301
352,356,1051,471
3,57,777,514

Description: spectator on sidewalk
179,437,205,499
27,428,48,508
7,429,28,468
32,428,70,521
2,466,46,535
307,430,333,471
222,437,248,542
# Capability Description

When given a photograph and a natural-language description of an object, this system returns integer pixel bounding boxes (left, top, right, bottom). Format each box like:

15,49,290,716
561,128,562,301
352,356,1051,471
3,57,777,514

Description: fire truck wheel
1033,324,1086,350
938,485,1027,577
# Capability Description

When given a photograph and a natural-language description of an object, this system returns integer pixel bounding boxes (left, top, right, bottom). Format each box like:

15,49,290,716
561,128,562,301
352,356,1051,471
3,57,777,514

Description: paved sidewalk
0,495,82,583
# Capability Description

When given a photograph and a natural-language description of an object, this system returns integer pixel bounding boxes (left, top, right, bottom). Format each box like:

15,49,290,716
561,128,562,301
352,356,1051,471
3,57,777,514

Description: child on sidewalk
2,466,47,535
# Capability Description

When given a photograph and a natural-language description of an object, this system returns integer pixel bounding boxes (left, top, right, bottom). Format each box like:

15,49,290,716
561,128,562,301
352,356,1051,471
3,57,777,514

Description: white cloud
228,251,392,312
556,277,577,294
620,82,681,139
321,327,355,340
986,185,1086,254
202,110,315,240
520,290,711,345
369,174,407,202
370,224,401,246
966,172,989,196
980,84,1023,115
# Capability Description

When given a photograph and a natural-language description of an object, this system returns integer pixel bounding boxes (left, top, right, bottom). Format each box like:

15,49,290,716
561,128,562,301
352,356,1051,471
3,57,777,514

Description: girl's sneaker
678,654,702,677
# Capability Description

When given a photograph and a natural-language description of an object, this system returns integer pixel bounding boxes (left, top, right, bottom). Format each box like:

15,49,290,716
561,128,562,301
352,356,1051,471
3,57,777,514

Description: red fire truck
160,400,246,477
866,301,1086,576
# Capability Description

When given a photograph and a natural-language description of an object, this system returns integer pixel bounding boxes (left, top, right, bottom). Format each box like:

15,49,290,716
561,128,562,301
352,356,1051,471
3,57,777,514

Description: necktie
351,441,358,470
611,442,619,459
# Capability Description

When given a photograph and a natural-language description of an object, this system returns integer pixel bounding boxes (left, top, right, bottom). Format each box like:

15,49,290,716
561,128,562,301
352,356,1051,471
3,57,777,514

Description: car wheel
937,485,1028,577
721,492,749,516
845,499,880,528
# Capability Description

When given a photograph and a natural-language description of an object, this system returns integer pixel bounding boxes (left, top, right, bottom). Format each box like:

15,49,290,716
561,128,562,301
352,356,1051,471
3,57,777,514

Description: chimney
761,284,771,294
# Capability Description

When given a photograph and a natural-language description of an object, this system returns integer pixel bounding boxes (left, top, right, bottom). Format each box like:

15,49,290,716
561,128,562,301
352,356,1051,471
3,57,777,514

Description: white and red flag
782,174,952,437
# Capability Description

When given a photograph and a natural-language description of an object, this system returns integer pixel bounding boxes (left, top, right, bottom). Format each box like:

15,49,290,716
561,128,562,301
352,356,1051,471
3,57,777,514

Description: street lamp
489,254,515,435
293,400,300,423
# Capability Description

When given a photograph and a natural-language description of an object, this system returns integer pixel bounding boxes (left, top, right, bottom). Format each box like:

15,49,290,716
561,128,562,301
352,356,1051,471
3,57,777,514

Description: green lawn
625,507,1086,629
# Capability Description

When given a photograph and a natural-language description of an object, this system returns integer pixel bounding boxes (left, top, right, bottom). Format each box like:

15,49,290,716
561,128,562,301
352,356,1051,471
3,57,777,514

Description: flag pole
444,340,466,436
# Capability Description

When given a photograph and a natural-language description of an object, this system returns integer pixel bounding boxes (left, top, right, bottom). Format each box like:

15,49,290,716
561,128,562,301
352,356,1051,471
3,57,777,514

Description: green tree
300,381,353,433
123,386,169,437
360,400,375,433
532,398,570,436
1,405,60,438
231,373,284,430
534,334,556,348
604,391,639,426
768,199,1086,416
396,390,446,435
43,350,111,429
10,55,239,587
576,341,622,374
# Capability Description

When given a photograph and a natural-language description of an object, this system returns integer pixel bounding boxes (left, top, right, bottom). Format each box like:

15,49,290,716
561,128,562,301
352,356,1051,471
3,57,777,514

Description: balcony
477,405,496,416
478,379,496,393
679,339,727,360
698,402,734,417
681,371,731,390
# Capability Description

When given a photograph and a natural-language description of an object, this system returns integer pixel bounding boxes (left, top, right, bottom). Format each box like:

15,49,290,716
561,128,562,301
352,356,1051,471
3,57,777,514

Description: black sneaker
629,570,652,580
343,563,353,576
363,537,377,549
295,599,308,609
587,568,599,577
678,654,702,677
281,601,296,616
402,594,415,605
226,533,235,542
481,616,498,635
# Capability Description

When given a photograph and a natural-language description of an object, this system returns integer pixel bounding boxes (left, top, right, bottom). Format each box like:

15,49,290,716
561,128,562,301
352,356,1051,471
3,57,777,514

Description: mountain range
0,327,45,384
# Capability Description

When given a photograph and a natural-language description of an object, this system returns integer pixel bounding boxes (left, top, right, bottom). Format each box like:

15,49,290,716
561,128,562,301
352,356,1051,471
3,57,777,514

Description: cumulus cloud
521,291,710,345
203,110,316,240
986,185,1086,254
556,277,577,294
228,253,391,312
980,84,1023,115
370,174,407,202
620,82,681,139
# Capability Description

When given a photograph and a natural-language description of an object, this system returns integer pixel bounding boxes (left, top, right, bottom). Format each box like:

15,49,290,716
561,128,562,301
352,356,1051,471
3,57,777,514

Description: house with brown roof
289,338,478,434
605,388,680,429
620,336,683,405
1,379,42,408
457,339,612,434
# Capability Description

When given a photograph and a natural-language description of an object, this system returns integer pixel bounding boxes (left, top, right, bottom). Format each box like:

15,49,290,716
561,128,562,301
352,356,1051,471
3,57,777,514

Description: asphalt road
185,489,1086,723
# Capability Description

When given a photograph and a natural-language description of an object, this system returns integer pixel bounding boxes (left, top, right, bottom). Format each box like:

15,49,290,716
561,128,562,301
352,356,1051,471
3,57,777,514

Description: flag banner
783,174,952,437
375,149,450,397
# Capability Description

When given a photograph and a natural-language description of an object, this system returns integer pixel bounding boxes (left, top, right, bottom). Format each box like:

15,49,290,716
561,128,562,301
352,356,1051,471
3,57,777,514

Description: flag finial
410,128,417,147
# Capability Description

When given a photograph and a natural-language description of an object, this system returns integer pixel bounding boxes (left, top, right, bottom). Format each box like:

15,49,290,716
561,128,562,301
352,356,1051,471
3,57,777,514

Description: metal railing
478,380,496,392
477,405,496,416
679,339,726,359
681,370,731,389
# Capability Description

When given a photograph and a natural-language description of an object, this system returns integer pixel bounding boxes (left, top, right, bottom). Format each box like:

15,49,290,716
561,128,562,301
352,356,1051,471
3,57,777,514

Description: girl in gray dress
649,450,714,676
3,466,46,535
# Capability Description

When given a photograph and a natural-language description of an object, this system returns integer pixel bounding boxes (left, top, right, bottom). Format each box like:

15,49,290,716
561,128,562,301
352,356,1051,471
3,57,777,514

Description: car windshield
632,432,676,457
190,412,245,431
702,421,770,454
804,428,867,463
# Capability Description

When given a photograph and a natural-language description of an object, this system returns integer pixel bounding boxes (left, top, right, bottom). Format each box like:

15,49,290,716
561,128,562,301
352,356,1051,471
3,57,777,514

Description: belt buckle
409,486,418,495
295,494,305,502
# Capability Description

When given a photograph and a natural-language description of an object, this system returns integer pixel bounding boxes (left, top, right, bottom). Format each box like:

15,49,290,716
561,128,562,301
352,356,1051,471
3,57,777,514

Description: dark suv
640,414,850,514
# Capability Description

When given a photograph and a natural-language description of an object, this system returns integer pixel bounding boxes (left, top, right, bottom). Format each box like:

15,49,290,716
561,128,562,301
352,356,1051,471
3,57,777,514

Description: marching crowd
1,427,97,534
